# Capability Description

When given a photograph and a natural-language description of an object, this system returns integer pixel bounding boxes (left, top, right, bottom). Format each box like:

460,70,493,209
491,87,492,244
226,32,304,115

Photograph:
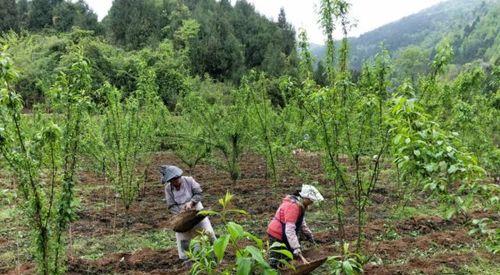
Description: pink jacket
267,195,313,254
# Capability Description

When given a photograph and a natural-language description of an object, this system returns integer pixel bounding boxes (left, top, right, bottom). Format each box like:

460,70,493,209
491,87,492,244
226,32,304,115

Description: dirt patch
364,229,475,261
365,252,477,274
5,263,35,275
2,151,497,274
0,237,8,246
397,216,452,234
68,248,185,275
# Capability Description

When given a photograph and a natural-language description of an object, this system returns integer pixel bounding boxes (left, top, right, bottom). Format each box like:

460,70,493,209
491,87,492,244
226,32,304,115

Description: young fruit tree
99,82,155,218
0,47,91,274
241,71,283,184
180,90,249,182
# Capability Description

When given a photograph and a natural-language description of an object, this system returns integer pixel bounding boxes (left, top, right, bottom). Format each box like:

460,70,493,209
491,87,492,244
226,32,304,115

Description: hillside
0,1,499,274
314,0,500,69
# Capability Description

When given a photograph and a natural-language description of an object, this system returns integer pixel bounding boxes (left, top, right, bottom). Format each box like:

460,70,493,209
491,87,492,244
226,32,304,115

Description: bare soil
1,151,498,274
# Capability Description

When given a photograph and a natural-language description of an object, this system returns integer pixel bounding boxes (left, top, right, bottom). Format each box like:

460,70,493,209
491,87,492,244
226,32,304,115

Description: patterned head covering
299,185,324,202
160,165,183,184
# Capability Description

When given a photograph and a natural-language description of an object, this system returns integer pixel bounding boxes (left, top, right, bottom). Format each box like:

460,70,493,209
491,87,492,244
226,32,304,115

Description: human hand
183,201,196,210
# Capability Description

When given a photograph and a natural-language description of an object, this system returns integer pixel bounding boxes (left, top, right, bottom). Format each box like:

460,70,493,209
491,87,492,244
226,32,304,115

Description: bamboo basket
283,256,328,275
170,210,207,233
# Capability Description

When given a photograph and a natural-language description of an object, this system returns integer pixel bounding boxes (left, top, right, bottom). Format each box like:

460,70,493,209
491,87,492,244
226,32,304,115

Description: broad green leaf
245,246,270,269
342,260,354,275
213,234,230,262
444,207,455,220
244,232,263,248
263,269,278,275
393,134,402,145
227,222,245,240
447,165,458,174
269,242,287,249
272,249,293,260
424,163,436,172
328,256,341,261
236,257,252,275
439,161,447,172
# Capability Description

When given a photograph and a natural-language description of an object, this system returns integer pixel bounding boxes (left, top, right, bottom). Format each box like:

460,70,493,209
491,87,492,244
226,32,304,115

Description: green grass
0,207,18,223
457,255,500,274
390,204,446,221
0,250,18,269
72,229,176,260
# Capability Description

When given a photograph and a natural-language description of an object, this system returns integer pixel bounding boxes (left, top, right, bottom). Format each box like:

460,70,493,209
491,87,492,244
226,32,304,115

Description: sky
84,0,446,45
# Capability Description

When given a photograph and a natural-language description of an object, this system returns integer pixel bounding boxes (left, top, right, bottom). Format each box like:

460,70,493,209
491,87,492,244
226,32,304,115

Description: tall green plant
389,95,493,219
307,1,392,251
174,92,213,173
97,61,164,214
242,71,282,184
100,82,154,215
179,90,249,182
188,192,292,275
0,47,91,274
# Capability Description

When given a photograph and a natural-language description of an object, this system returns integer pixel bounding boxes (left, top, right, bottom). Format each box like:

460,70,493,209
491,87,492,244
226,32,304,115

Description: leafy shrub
188,192,292,275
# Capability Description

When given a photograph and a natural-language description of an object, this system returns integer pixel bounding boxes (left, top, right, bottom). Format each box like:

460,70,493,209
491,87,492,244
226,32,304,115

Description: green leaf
245,246,270,269
213,234,230,262
342,260,354,275
327,256,342,261
439,161,447,172
444,207,456,220
447,165,458,174
226,209,249,215
263,269,278,275
272,249,293,260
413,149,421,157
244,232,263,249
227,222,245,241
424,163,436,172
269,242,287,249
198,210,219,216
468,228,479,236
236,257,252,275
393,134,402,145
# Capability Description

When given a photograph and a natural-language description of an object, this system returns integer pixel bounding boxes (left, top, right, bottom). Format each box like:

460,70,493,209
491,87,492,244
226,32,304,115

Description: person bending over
267,184,324,268
160,165,216,267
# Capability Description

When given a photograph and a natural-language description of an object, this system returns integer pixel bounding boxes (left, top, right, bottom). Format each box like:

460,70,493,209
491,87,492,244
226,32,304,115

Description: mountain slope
314,0,500,69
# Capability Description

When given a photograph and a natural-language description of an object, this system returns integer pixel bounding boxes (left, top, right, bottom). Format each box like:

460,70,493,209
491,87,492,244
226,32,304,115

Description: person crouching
267,185,324,268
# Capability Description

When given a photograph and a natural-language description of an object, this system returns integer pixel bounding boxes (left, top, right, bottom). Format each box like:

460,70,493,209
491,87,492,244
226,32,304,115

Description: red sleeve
282,203,300,223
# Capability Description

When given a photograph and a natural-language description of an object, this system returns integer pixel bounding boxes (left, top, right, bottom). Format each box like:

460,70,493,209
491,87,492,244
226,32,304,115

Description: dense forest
0,0,298,107
0,0,499,274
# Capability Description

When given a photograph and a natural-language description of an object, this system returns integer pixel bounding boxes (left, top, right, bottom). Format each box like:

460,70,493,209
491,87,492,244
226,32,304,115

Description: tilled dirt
364,252,478,275
67,248,185,275
2,151,497,274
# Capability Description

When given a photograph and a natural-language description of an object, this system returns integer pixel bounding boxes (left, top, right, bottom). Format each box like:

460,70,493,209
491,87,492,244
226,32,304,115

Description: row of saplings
1,0,498,274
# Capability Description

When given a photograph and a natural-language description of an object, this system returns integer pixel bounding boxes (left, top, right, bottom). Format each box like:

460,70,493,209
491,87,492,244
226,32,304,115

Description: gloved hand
293,248,310,264
293,248,302,257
